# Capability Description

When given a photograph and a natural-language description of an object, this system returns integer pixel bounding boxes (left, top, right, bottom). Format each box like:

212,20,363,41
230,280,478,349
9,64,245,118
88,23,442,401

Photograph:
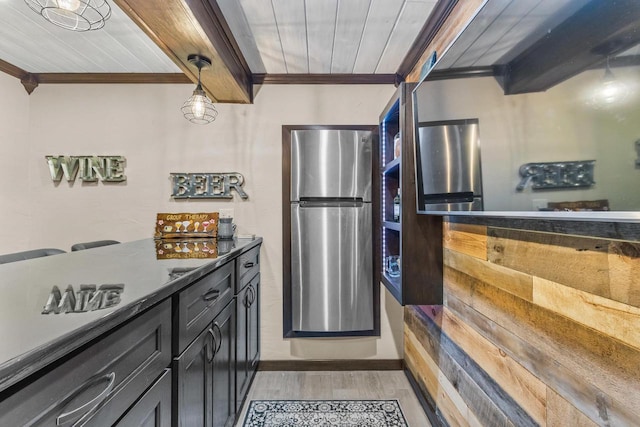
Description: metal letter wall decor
170,172,249,199
516,160,595,191
45,155,127,183
42,284,125,314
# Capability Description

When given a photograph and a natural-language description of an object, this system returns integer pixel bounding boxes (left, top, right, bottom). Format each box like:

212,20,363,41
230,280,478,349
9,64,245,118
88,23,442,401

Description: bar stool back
0,248,66,264
71,240,120,251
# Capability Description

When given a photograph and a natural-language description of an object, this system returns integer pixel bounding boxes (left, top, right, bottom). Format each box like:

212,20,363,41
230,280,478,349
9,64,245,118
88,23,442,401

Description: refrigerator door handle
299,199,364,208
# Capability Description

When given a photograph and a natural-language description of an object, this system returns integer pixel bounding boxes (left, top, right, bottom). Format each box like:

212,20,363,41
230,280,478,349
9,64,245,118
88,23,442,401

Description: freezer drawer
291,203,373,332
290,129,372,201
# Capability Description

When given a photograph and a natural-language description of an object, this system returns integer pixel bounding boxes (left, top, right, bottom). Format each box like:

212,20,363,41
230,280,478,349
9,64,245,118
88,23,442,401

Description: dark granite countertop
0,236,262,393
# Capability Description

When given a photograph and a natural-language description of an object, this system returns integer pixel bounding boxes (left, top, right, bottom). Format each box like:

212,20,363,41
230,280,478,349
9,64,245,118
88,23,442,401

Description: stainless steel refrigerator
415,118,483,212
290,129,373,333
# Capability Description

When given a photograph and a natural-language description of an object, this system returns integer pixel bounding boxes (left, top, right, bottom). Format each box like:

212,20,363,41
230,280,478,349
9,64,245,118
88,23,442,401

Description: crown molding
254,73,401,85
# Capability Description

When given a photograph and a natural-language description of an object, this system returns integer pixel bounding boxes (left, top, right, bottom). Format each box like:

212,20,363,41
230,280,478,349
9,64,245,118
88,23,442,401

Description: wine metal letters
170,172,249,199
46,155,127,183
42,284,124,314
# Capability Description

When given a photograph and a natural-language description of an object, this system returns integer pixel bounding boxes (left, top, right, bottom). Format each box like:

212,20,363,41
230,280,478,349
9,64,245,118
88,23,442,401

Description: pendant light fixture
589,56,628,109
181,54,218,125
24,0,111,31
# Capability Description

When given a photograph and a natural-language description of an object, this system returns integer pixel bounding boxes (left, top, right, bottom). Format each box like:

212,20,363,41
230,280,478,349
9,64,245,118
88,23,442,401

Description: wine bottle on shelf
393,188,401,222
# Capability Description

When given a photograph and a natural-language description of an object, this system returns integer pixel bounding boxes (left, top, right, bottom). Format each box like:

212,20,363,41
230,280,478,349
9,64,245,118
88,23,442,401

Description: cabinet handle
206,328,215,362
243,290,251,308
248,285,256,305
56,372,116,426
202,289,220,302
243,261,254,268
213,323,223,355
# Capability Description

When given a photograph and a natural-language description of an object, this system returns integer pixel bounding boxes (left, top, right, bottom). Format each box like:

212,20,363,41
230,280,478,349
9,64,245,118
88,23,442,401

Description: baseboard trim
404,367,447,427
258,359,404,371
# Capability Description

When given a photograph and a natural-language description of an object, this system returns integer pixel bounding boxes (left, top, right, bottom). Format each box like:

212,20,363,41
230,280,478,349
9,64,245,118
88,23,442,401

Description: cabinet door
236,274,260,411
115,369,171,426
235,285,249,411
175,325,214,427
212,301,236,427
248,277,260,372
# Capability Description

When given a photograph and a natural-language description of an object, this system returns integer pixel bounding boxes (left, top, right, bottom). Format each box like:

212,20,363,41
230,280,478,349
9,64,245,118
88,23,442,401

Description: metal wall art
516,160,595,191
42,284,124,314
170,172,248,199
46,155,126,183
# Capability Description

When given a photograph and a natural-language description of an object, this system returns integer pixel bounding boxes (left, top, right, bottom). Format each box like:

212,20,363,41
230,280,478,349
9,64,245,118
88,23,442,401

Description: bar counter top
0,236,262,393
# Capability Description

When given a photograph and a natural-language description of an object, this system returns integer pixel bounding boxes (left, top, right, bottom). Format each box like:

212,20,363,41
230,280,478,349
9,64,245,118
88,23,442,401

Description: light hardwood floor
235,370,432,426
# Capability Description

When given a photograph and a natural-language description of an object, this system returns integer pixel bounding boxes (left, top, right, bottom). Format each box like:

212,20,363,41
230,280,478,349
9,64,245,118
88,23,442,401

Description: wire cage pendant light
24,0,111,31
588,55,629,109
181,54,218,125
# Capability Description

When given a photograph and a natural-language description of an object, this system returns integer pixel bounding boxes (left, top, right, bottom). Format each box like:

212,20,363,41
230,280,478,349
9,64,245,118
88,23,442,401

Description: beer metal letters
516,160,595,191
42,284,124,314
170,173,249,199
46,155,127,183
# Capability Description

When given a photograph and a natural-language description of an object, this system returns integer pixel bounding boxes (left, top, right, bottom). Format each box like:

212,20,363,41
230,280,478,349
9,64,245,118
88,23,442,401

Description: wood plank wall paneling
405,221,640,426
546,388,598,427
405,326,476,427
443,222,487,260
609,241,640,306
405,306,538,427
419,304,547,425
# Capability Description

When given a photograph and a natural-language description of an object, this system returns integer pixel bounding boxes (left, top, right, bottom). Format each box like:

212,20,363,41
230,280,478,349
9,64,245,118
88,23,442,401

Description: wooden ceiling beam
113,0,252,103
502,0,640,95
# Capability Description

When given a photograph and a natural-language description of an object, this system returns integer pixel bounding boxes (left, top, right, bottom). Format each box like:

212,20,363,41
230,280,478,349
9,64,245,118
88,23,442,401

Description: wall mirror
413,0,640,222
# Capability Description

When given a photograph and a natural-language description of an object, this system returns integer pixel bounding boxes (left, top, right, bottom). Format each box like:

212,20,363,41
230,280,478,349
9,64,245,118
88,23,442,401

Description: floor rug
243,400,409,426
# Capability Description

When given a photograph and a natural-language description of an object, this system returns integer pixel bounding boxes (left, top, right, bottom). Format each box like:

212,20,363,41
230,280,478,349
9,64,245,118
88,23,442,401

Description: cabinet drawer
177,261,234,353
0,300,171,427
115,368,171,426
236,245,260,291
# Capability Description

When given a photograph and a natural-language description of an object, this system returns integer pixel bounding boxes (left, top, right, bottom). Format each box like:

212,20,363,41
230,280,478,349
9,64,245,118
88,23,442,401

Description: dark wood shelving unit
377,83,443,306
383,221,401,231
383,157,400,175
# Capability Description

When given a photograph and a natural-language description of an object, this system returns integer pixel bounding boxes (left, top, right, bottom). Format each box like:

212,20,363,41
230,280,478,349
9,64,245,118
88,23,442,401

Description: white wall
0,77,403,360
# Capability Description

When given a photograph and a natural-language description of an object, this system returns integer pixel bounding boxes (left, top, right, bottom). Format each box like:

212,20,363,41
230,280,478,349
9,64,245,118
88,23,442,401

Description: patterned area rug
243,400,409,426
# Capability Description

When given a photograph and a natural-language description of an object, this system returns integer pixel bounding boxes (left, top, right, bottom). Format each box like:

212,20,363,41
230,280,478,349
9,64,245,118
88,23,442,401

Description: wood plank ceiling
0,0,457,101
218,0,438,76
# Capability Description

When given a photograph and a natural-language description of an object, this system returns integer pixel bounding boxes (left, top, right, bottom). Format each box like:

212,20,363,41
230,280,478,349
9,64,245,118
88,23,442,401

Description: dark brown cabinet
235,273,260,410
115,369,172,426
0,300,172,427
378,83,443,305
175,301,235,427
174,244,261,427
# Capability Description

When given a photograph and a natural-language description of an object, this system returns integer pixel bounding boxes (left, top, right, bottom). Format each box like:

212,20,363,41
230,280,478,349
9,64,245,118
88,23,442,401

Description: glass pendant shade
588,57,628,109
24,0,111,31
182,55,217,125
181,84,218,125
